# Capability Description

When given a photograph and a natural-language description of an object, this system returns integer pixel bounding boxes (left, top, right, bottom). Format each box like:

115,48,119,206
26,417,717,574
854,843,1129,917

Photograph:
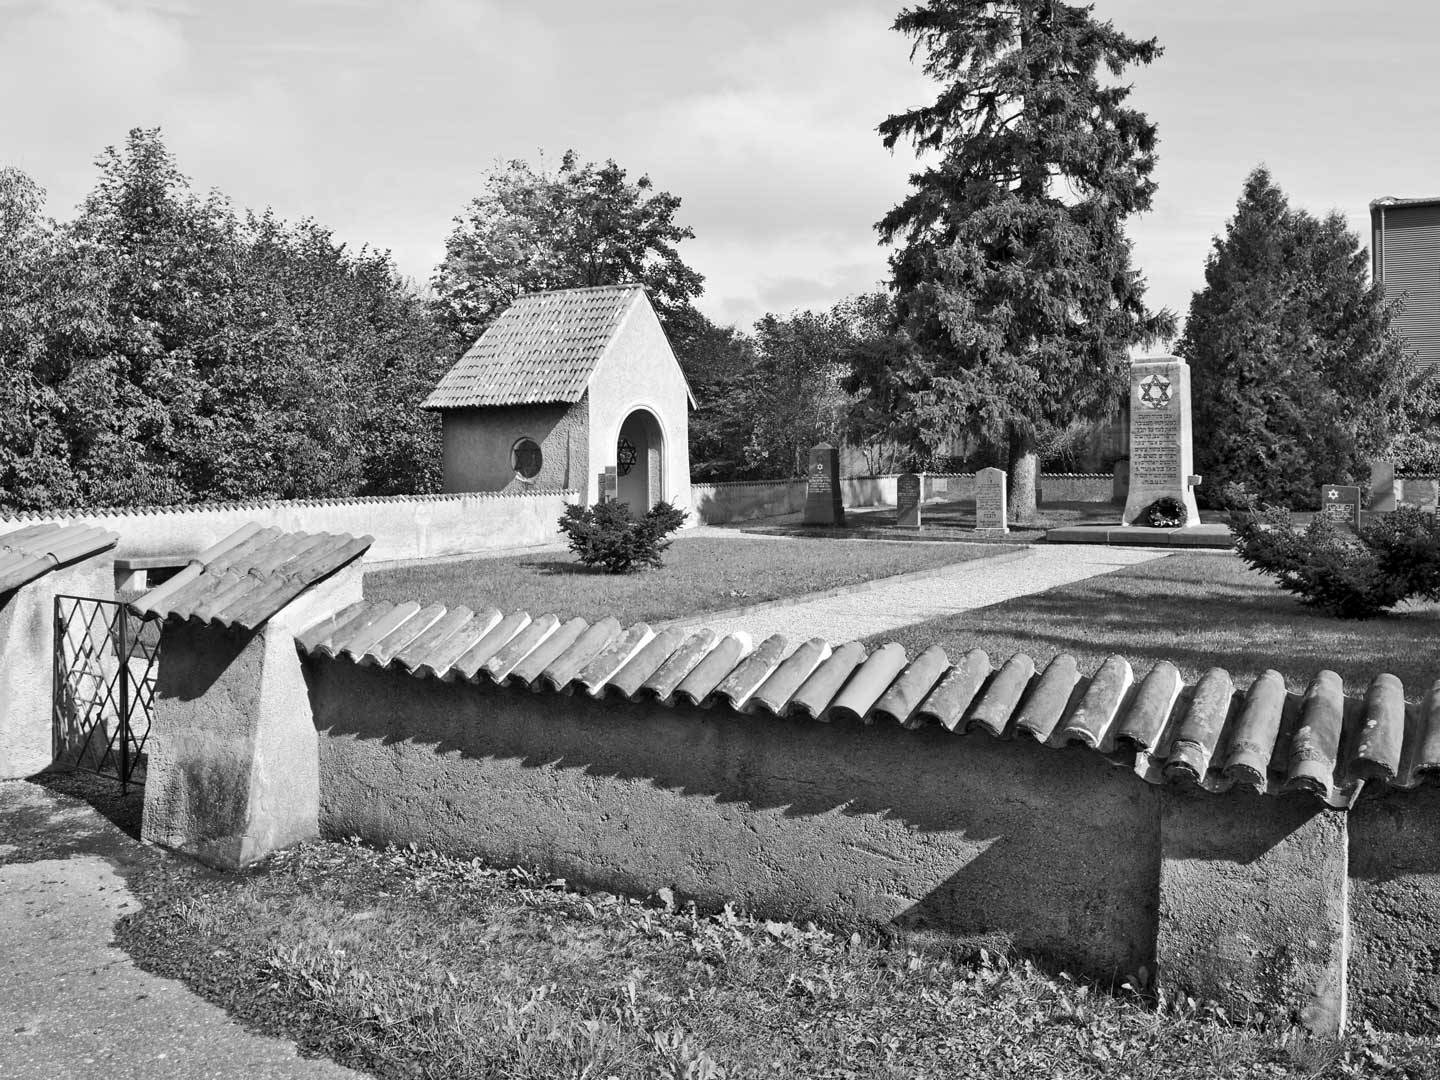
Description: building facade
423,285,694,513
1371,196,1440,374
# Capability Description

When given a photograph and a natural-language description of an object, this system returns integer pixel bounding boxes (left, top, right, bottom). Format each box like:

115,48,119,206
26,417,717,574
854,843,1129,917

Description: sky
4,0,1440,336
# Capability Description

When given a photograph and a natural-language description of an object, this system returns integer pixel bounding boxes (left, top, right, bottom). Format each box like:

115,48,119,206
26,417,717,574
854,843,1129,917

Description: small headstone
598,466,618,504
896,472,922,529
1404,477,1438,512
1122,358,1200,527
803,443,845,526
1370,461,1397,513
975,467,1008,533
1319,484,1361,528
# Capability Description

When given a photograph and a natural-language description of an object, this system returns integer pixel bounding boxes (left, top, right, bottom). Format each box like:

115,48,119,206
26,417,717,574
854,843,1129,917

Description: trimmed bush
558,499,687,574
1231,496,1440,619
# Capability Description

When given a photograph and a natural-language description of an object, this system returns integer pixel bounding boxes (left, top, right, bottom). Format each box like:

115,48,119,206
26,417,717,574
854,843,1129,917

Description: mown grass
111,836,1438,1080
870,552,1440,698
364,535,1008,625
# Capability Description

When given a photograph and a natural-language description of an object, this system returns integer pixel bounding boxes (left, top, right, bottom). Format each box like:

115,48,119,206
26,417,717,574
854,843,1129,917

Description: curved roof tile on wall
130,522,372,631
294,600,1440,809
0,523,118,593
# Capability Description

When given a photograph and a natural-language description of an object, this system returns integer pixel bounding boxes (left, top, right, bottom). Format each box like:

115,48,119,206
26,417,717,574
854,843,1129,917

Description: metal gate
53,596,159,792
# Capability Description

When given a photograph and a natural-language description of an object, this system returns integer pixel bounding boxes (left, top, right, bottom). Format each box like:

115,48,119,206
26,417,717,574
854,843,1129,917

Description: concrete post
140,563,362,869
0,554,115,780
1156,790,1348,1035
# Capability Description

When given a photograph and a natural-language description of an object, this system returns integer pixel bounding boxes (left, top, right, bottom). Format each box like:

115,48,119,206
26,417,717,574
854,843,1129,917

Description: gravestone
1319,484,1361,528
975,466,1008,533
803,443,844,526
896,472,922,528
598,466,618,504
1403,477,1437,512
1370,461,1397,512
1122,358,1200,527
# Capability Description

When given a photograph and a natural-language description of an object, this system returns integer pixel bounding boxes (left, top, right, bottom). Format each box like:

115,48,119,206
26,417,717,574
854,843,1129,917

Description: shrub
1231,495,1440,618
558,499,687,574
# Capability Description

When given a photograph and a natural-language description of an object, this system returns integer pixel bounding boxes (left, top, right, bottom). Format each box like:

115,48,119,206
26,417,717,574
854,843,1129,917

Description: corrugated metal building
1371,195,1440,373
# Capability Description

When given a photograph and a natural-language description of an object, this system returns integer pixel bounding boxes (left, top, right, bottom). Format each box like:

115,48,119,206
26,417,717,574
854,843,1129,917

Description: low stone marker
1319,484,1361,528
803,443,844,526
975,466,1008,533
896,472,922,529
1122,358,1200,526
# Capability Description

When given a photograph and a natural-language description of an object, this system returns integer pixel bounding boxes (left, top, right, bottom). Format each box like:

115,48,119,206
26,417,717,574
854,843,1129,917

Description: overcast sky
4,0,1439,335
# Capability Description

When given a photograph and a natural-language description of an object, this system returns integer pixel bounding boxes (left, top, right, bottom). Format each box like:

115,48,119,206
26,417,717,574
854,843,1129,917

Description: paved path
0,781,363,1080
695,544,1172,643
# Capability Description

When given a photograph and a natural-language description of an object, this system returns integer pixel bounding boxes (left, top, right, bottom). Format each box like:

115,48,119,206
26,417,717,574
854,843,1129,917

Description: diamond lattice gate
53,596,159,792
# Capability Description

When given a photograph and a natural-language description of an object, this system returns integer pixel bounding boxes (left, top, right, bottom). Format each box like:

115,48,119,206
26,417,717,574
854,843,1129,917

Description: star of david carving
1138,373,1172,409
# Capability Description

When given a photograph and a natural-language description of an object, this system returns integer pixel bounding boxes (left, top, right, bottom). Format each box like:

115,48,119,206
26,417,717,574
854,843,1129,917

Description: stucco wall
1348,787,1440,1034
307,658,1160,981
440,402,588,495
0,553,115,779
690,480,808,524
0,491,578,567
586,298,692,512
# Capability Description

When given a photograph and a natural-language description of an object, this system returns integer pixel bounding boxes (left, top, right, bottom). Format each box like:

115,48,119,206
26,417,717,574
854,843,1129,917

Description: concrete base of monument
1043,523,1233,548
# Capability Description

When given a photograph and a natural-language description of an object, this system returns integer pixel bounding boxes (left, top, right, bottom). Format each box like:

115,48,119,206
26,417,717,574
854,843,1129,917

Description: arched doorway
616,409,664,513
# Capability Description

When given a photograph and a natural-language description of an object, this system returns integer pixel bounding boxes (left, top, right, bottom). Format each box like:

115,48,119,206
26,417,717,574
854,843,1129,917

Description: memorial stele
1122,357,1200,527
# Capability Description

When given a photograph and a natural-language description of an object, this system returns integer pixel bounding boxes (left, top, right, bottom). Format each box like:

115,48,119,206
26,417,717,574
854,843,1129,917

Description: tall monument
1122,358,1200,526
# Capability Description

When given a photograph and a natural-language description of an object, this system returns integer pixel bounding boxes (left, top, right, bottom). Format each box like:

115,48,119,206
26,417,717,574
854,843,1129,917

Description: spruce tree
1179,168,1412,507
877,0,1173,521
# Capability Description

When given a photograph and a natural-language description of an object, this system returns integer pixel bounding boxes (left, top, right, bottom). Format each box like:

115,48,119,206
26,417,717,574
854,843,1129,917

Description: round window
512,438,543,480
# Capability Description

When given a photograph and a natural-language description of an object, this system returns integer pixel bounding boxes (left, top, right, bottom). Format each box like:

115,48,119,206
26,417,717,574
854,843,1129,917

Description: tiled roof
423,285,643,409
131,523,372,631
294,601,1440,808
0,523,118,593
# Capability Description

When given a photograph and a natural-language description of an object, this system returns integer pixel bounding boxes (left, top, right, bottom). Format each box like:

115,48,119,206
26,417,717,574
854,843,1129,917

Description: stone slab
896,472,922,529
974,467,1008,533
1044,524,1232,549
802,444,844,527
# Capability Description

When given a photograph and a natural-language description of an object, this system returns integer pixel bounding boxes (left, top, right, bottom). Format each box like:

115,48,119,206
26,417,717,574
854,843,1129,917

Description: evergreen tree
876,0,1173,521
1179,167,1413,507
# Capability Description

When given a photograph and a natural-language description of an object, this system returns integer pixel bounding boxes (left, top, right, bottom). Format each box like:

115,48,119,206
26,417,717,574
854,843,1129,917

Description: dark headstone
975,467,1008,533
803,443,844,526
1319,484,1361,528
599,466,618,504
896,472,922,528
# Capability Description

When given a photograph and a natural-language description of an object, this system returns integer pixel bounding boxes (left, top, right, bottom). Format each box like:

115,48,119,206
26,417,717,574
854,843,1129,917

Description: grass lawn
364,535,1010,625
70,784,1426,1080
870,552,1440,699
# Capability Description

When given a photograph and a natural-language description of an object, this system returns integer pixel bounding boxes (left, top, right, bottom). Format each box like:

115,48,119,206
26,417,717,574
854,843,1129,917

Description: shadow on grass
516,558,608,577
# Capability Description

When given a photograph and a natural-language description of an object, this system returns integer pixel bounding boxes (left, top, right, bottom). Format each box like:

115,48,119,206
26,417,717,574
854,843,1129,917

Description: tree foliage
1179,168,1413,508
874,0,1173,521
432,151,705,349
0,129,449,511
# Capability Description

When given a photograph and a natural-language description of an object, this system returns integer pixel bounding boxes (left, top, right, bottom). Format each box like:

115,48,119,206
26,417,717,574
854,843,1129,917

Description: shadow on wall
304,658,1161,981
1348,789,1440,1034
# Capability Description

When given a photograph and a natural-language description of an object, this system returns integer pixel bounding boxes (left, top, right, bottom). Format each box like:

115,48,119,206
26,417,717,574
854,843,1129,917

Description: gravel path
695,544,1171,644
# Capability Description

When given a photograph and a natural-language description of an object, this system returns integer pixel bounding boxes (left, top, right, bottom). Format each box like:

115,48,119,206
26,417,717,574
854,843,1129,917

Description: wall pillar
141,564,361,869
1157,790,1349,1035
0,554,114,779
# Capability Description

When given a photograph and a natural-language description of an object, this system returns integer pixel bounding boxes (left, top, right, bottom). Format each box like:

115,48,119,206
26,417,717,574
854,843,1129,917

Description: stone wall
0,490,579,568
307,657,1161,982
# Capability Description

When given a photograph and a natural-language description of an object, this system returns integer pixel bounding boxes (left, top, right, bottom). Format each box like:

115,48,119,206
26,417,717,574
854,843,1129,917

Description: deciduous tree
876,0,1174,522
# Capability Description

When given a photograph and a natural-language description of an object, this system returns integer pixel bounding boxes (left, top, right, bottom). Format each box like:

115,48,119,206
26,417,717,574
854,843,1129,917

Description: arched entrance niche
616,408,664,512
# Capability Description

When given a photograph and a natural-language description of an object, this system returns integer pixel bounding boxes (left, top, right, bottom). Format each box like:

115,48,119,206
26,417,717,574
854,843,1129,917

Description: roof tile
422,286,643,409
130,525,370,631
0,523,118,593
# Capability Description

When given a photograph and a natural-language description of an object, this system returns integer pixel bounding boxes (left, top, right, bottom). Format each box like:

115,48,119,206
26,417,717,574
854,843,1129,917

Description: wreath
1141,496,1188,528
